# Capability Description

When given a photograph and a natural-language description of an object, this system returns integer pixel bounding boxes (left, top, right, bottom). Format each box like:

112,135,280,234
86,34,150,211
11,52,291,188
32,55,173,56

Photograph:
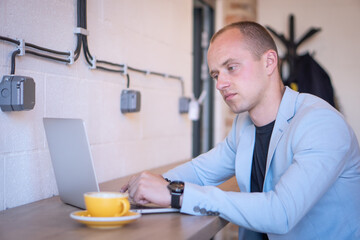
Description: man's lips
223,93,236,101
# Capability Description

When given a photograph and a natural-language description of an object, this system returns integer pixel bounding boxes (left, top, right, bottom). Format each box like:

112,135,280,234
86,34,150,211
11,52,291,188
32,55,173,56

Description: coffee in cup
84,192,130,217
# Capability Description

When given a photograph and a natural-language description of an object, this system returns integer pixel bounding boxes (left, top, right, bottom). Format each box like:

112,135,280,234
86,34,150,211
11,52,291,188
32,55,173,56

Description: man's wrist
167,181,185,209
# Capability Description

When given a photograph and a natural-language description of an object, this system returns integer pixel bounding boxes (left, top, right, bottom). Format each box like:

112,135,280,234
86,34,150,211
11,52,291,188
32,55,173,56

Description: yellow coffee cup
84,192,130,217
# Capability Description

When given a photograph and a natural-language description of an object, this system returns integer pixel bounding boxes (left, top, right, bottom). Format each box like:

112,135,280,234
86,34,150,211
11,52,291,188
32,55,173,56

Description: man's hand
120,171,171,206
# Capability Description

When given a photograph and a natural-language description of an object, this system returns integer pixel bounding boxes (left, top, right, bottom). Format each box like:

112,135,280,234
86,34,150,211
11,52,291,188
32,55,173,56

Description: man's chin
226,104,244,114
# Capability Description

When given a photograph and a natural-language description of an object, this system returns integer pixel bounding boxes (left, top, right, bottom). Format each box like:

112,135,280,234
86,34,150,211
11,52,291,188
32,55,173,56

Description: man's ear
264,50,278,75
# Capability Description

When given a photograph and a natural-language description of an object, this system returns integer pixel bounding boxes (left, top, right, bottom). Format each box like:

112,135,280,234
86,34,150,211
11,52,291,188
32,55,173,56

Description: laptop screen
43,118,99,209
43,117,180,214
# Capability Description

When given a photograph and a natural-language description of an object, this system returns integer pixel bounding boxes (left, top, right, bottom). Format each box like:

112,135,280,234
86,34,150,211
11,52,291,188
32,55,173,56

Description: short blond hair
211,21,278,61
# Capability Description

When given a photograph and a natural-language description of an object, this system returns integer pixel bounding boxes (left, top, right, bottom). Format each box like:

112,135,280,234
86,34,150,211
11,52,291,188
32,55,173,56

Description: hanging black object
293,53,335,107
266,14,321,84
266,14,336,108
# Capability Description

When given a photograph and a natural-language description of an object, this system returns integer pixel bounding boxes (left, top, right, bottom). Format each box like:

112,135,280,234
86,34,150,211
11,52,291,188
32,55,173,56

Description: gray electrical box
0,75,36,111
179,97,191,114
120,89,141,113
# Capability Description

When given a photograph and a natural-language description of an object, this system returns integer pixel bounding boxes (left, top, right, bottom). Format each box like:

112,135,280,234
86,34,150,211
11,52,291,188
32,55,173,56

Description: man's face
207,29,269,114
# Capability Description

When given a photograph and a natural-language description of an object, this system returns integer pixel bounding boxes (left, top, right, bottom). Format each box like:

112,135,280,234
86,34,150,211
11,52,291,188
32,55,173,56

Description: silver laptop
43,117,179,214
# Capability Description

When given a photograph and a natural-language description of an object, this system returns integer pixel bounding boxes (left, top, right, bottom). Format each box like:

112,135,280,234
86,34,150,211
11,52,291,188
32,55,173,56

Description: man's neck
249,84,285,127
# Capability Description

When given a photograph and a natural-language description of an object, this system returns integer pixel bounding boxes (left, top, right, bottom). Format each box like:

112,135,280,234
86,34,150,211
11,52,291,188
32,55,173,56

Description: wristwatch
167,181,185,209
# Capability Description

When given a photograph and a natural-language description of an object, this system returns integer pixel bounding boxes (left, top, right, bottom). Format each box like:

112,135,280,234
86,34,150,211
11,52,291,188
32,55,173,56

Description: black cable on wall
0,0,185,95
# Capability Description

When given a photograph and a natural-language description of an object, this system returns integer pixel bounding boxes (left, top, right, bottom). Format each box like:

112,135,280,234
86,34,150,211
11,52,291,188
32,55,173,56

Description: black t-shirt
251,120,275,240
251,120,275,192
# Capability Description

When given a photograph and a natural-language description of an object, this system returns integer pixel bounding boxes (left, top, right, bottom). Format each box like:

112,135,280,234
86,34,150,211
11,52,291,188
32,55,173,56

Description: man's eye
228,65,237,71
211,74,218,81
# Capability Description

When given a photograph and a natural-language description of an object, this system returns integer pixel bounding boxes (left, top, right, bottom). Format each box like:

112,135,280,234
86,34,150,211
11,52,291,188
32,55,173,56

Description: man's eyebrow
222,58,236,66
209,58,236,75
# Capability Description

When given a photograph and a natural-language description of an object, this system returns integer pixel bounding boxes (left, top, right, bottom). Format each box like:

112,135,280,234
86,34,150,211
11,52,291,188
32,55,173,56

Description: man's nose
216,73,230,90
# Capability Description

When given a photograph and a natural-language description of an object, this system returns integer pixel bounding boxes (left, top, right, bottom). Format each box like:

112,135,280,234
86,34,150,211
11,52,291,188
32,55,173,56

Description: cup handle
117,199,130,216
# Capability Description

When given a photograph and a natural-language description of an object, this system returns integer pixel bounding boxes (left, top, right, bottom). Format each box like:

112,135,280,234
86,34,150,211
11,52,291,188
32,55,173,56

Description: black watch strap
167,181,184,209
170,192,182,209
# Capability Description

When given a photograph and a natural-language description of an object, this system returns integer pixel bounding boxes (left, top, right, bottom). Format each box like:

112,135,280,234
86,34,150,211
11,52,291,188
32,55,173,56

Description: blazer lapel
264,87,299,191
235,123,256,192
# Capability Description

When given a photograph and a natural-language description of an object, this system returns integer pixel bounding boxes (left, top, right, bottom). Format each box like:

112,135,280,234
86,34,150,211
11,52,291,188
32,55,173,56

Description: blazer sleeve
163,114,247,186
179,108,356,235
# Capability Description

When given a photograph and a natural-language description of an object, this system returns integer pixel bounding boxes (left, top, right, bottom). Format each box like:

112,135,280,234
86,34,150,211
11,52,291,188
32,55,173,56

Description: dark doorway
192,1,215,157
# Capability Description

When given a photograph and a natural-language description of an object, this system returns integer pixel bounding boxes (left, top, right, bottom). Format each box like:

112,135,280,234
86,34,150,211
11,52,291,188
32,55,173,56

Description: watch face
168,181,184,193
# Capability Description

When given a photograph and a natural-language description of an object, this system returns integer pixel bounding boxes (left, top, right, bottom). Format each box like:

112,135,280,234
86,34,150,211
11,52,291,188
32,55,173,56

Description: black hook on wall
266,14,321,85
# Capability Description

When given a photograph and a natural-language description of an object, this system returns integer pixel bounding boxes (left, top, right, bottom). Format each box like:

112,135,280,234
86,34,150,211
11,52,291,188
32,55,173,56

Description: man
121,22,360,239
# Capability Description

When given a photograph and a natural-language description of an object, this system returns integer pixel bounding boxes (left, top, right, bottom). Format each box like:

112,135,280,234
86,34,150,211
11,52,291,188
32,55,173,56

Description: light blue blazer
164,87,360,240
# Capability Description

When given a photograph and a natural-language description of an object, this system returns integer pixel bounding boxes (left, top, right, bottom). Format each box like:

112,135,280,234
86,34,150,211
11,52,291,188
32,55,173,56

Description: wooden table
0,161,239,240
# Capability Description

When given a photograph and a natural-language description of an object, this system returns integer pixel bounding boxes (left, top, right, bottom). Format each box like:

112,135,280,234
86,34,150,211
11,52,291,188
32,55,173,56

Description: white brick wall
0,0,193,210
0,155,4,210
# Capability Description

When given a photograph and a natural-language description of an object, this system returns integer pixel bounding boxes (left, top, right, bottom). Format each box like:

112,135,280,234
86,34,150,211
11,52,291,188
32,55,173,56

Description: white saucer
70,210,141,229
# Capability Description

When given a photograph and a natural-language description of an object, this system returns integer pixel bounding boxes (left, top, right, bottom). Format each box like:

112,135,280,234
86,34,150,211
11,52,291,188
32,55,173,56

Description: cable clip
90,56,96,69
67,50,74,65
123,64,128,75
74,27,89,36
17,39,25,56
145,70,150,75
